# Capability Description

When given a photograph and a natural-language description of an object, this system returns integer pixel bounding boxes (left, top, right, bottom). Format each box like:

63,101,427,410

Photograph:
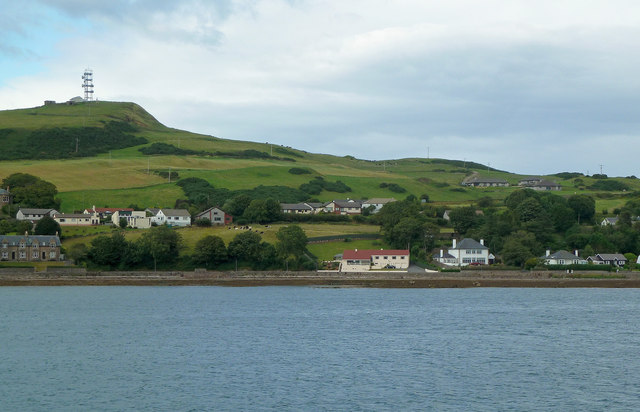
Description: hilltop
0,101,638,213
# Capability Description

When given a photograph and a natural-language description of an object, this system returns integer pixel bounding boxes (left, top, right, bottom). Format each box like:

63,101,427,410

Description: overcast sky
1,0,639,176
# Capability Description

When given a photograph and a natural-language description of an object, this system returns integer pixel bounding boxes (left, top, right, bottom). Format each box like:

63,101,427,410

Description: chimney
440,249,444,258
480,239,484,246
452,239,457,248
25,231,28,236
355,248,358,252
546,250,550,257
574,249,579,256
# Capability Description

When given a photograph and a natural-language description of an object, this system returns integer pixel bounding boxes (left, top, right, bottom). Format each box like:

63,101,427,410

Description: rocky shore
1,268,639,287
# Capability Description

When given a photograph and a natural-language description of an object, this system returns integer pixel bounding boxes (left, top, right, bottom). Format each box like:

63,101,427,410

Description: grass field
2,100,639,214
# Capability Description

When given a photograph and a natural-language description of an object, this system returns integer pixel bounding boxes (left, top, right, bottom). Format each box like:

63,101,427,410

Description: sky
1,0,640,177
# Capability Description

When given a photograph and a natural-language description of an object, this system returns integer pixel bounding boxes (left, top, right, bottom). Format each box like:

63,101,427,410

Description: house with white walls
433,238,491,266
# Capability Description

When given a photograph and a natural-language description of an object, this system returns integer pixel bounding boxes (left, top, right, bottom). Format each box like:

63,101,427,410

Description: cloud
2,0,640,176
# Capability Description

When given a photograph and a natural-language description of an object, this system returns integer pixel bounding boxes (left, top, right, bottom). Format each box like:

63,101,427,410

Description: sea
1,286,639,411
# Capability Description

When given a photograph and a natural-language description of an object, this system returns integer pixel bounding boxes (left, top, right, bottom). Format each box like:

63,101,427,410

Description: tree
88,232,129,268
193,235,227,267
34,215,61,236
138,225,182,268
2,173,60,209
119,217,128,229
242,198,281,224
449,207,480,235
501,230,541,267
228,231,263,262
223,194,253,217
567,194,595,223
275,225,308,259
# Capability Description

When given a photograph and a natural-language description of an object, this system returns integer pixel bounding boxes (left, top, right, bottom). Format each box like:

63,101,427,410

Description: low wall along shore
1,268,639,288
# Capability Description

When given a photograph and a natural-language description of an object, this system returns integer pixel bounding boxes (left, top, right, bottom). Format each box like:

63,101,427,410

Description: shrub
288,167,312,175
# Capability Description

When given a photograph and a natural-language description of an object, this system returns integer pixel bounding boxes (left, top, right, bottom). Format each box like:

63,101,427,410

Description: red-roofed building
340,249,410,272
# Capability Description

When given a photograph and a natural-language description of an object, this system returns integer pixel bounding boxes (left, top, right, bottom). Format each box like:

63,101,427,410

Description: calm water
1,287,639,411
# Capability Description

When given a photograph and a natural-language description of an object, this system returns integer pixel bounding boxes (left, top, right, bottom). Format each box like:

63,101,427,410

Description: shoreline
1,269,639,288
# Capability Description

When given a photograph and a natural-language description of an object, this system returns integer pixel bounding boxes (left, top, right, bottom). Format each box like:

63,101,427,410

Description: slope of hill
1,101,638,212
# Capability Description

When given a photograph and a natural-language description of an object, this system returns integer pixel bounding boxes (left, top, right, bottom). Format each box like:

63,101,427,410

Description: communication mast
81,68,94,101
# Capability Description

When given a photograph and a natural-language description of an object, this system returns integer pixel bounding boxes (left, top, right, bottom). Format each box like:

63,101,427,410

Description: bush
288,167,312,175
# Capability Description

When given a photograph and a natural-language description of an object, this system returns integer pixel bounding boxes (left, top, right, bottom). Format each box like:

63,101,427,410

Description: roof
451,238,488,250
543,250,580,260
53,213,94,218
0,234,61,247
161,208,191,217
195,207,227,217
532,180,561,187
596,253,627,261
342,249,410,260
18,208,55,215
433,252,456,259
362,198,396,205
146,208,161,215
89,207,133,213
332,199,363,208
602,217,619,224
467,177,508,184
519,176,543,182
0,188,10,195
280,203,313,210
305,202,326,208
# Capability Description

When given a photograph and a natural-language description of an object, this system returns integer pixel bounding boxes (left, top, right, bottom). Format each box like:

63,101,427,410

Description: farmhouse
541,250,587,265
324,199,363,215
53,211,100,226
281,203,314,214
16,208,59,222
146,208,191,227
340,249,410,272
195,207,233,225
462,177,509,187
601,217,619,226
361,198,396,214
112,210,151,229
0,234,61,262
84,206,134,220
587,254,628,267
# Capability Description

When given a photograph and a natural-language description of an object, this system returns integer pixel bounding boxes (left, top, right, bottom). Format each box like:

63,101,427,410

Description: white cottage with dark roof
433,238,491,266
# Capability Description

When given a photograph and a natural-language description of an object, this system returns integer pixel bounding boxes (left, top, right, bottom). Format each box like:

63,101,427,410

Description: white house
324,199,363,215
362,198,396,214
601,217,619,226
587,253,628,267
146,208,191,227
53,211,100,226
112,210,151,229
340,249,410,272
281,203,314,214
541,250,587,265
433,238,491,266
16,208,59,221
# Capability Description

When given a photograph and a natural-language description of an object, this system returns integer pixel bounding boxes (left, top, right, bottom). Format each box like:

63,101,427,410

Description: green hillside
1,101,638,212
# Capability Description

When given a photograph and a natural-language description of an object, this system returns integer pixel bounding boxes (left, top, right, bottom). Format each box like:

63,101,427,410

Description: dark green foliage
139,142,201,156
2,173,60,209
288,167,313,175
379,182,406,193
194,218,211,227
567,194,596,223
282,213,350,223
242,198,282,224
501,230,541,267
88,231,137,269
553,172,583,179
275,225,308,259
591,174,608,179
0,121,146,160
450,188,466,192
228,231,263,262
449,207,482,235
275,147,303,158
155,170,180,180
34,216,61,236
429,159,504,172
588,180,630,191
193,235,227,267
138,225,182,265
299,177,351,195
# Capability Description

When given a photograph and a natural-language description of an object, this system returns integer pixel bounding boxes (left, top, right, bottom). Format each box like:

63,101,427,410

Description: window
1,252,7,259
19,243,25,248
19,252,26,259
392,256,397,260
49,251,56,259
1,243,6,249
401,256,405,260
32,251,39,258
375,256,379,260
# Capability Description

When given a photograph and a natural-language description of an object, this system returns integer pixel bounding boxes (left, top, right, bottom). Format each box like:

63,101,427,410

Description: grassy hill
1,101,638,213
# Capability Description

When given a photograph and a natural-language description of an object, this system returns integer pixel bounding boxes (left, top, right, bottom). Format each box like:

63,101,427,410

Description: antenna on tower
82,68,94,101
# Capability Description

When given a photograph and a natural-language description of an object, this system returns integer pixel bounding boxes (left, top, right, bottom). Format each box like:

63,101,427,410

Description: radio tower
81,68,94,101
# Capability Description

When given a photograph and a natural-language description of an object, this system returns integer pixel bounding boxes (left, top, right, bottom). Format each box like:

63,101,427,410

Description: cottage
340,249,410,272
54,212,100,226
195,207,233,225
280,203,314,214
433,238,491,266
541,250,587,265
112,210,151,229
601,217,619,226
518,176,544,186
530,180,562,191
587,254,628,267
0,234,61,262
324,199,363,215
16,208,59,222
361,198,396,214
146,208,191,227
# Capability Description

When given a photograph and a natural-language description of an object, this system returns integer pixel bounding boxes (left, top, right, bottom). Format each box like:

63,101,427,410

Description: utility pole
600,164,603,175
168,167,172,183
147,158,150,174
75,137,79,153
427,146,430,159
